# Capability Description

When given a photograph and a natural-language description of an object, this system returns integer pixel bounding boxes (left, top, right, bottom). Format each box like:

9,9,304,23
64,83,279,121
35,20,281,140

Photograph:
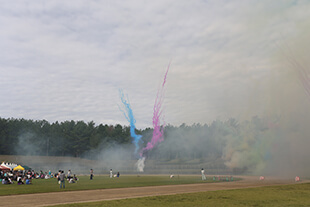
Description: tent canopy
13,165,25,171
22,165,31,170
0,165,11,170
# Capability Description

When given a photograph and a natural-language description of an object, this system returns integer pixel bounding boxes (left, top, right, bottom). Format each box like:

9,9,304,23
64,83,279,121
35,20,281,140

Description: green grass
52,183,310,207
0,175,232,196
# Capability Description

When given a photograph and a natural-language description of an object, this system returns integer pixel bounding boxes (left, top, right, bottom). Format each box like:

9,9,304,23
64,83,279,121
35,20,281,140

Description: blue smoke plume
119,89,142,155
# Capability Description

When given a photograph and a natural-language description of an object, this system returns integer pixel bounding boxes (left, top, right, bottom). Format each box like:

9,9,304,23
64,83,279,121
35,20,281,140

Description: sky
0,0,310,129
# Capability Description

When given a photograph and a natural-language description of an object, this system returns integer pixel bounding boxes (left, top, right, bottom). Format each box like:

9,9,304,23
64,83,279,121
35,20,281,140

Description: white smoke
135,157,145,172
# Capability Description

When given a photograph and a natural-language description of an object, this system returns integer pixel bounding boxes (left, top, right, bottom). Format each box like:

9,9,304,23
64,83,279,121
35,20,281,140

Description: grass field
1,175,309,206
52,183,310,207
0,155,232,174
0,175,231,196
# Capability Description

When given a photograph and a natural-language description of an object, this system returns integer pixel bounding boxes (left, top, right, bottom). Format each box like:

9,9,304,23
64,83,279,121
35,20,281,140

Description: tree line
0,118,136,157
0,116,270,164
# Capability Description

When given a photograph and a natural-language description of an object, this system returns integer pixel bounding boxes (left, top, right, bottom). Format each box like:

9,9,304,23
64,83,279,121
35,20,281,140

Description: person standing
59,170,66,188
90,169,94,180
110,169,113,178
201,168,206,180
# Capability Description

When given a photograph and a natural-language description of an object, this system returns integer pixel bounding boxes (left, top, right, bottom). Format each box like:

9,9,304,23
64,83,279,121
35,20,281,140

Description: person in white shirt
67,170,72,179
201,168,206,180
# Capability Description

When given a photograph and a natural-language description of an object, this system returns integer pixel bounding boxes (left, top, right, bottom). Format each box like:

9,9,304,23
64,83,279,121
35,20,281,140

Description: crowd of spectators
0,169,79,185
0,170,33,185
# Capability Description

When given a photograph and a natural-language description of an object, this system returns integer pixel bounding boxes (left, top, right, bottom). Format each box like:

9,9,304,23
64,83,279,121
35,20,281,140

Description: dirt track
1,176,307,207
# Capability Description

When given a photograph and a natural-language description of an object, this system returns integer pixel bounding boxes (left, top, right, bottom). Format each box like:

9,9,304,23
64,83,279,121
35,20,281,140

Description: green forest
0,117,136,157
0,116,269,163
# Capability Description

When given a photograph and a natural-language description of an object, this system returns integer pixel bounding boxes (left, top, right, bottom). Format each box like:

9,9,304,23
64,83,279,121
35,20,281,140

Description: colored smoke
221,26,310,177
140,64,170,157
119,89,142,155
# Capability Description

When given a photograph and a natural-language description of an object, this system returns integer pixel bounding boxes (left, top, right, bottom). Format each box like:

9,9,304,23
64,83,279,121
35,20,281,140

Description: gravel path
1,176,307,207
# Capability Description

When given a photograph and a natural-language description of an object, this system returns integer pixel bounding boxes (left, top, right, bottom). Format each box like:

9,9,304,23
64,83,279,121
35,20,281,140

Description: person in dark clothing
90,169,94,180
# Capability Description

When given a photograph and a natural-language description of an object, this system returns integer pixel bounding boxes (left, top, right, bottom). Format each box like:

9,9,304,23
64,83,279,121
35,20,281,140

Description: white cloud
0,0,309,128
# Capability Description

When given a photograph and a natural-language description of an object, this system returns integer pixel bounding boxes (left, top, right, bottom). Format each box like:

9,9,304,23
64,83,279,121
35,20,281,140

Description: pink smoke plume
140,63,170,157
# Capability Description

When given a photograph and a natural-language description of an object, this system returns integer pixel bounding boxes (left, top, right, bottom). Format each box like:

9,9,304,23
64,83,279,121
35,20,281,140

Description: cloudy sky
0,0,309,129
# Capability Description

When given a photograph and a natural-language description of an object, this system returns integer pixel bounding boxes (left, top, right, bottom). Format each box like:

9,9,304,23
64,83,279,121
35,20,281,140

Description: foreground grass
53,183,310,207
0,175,229,196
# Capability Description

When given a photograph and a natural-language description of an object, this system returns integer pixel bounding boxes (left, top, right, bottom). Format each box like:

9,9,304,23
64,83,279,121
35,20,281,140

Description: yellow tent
13,165,25,171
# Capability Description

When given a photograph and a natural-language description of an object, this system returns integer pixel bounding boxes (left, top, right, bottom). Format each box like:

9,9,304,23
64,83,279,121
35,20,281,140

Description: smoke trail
279,44,310,98
140,63,170,157
119,89,142,155
135,157,145,172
